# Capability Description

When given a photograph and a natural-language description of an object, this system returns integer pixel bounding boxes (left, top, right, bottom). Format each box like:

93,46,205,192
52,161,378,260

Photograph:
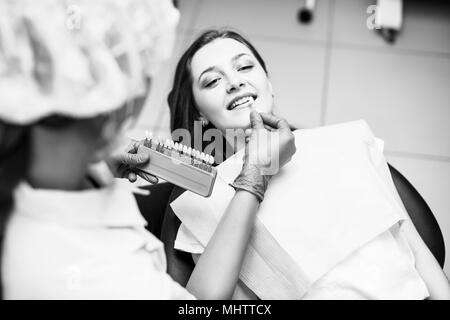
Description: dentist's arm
186,111,295,299
186,190,260,299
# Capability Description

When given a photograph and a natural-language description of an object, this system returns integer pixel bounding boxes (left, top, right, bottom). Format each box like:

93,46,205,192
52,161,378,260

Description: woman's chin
222,119,251,131
223,104,273,129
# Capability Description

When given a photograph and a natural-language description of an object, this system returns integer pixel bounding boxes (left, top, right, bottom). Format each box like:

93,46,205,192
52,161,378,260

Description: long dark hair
0,122,31,299
167,29,268,148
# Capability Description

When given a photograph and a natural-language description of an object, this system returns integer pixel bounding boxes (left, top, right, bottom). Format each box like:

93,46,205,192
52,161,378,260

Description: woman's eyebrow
198,66,219,83
197,53,252,83
231,53,251,63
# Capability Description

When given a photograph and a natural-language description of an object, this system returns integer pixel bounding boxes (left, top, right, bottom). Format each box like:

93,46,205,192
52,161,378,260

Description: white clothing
2,180,195,300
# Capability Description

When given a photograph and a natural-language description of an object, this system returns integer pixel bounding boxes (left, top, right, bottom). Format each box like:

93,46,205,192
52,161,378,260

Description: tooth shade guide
139,134,215,172
137,146,217,198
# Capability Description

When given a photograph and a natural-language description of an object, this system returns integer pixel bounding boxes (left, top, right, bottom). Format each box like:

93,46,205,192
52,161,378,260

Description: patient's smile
228,95,256,110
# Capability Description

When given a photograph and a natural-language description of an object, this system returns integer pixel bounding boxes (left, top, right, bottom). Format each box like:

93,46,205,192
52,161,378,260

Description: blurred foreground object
0,0,179,124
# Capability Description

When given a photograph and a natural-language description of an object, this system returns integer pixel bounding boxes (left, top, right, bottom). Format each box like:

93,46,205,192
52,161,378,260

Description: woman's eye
238,65,253,72
205,78,220,88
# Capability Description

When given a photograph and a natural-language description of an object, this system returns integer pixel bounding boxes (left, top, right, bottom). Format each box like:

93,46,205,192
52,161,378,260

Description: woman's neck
213,128,246,164
223,128,246,151
27,126,94,191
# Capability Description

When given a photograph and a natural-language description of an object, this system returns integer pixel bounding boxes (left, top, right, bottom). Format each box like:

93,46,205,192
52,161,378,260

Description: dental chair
135,164,446,287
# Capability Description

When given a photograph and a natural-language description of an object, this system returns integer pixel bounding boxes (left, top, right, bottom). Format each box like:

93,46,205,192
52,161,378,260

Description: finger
137,171,159,184
249,110,264,130
243,136,250,161
133,187,151,196
126,140,139,153
115,162,130,178
127,139,147,153
119,149,150,166
127,171,137,183
259,113,290,131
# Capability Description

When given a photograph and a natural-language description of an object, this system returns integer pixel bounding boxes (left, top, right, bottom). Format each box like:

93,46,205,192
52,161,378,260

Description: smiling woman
192,47,270,120
168,29,275,137
163,28,450,300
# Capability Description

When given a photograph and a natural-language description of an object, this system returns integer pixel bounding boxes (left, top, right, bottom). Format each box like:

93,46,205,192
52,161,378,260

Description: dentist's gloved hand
107,140,159,184
258,112,296,169
230,111,296,202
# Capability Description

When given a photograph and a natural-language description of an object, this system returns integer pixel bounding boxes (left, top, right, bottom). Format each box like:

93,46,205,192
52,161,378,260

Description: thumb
250,110,264,130
259,113,290,132
243,135,251,163
119,149,150,166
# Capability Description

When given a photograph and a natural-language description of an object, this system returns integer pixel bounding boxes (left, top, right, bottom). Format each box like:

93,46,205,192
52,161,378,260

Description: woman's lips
231,101,253,111
228,96,256,111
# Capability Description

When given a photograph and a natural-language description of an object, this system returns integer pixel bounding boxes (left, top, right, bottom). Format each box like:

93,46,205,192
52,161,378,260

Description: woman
165,29,450,299
168,29,276,159
0,1,295,299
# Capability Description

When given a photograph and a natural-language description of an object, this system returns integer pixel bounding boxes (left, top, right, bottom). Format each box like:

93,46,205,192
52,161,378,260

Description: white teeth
230,95,254,109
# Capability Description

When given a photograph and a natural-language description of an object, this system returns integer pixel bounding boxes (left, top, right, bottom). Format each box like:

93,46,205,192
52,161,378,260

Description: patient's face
190,38,274,131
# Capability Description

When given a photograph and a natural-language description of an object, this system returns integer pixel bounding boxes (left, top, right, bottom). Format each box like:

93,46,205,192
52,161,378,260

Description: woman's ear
197,113,210,127
90,117,124,163
89,121,113,163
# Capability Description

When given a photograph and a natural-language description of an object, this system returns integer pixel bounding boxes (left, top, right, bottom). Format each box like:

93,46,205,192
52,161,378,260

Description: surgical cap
0,0,179,124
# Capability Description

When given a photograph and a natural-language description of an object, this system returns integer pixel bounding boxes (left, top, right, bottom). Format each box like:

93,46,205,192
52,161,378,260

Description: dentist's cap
0,0,179,125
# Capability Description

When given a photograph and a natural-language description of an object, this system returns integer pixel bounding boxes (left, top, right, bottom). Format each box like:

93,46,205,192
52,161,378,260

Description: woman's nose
226,76,245,93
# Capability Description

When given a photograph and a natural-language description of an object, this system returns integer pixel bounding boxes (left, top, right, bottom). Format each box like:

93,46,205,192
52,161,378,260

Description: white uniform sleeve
62,247,197,300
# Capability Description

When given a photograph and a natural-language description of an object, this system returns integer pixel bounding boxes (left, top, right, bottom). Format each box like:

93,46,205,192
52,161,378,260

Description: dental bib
171,120,429,299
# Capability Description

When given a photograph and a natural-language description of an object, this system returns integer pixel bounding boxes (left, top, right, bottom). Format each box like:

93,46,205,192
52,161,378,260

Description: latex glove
258,112,296,169
107,140,158,184
231,111,296,202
